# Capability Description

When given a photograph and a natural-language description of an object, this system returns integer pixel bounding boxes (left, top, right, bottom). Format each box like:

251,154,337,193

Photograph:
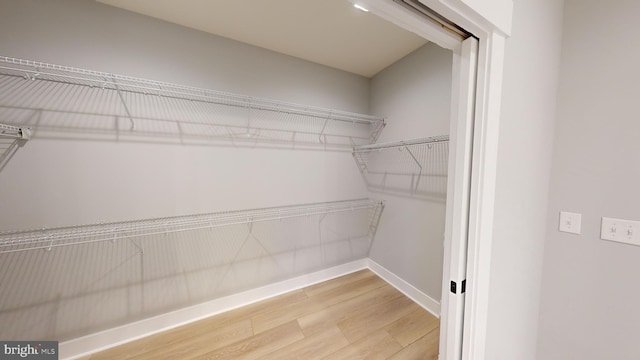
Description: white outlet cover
559,211,582,235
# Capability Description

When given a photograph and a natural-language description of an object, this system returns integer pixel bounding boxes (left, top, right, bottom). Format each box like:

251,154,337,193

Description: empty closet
0,0,454,357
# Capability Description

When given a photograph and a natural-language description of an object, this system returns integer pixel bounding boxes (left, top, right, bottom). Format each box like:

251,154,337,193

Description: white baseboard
61,258,440,359
61,259,368,360
366,259,441,318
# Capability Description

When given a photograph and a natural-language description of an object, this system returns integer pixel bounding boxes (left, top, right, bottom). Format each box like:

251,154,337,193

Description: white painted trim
455,0,513,35
366,259,441,318
440,36,478,360
461,32,506,360
60,259,368,360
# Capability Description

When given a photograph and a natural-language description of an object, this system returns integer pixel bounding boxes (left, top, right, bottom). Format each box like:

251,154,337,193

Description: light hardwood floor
84,269,440,359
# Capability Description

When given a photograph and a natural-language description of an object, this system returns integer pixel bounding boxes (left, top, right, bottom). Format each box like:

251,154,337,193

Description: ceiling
96,0,428,78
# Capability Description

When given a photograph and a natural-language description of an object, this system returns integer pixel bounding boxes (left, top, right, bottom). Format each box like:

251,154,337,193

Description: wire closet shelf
352,136,450,197
353,135,449,153
0,199,385,254
0,56,385,149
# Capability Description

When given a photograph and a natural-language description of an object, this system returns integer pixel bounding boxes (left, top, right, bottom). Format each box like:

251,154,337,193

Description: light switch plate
601,217,640,246
559,211,582,234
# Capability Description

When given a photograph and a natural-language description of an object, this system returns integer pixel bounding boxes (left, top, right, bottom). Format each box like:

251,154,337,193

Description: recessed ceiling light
353,4,369,12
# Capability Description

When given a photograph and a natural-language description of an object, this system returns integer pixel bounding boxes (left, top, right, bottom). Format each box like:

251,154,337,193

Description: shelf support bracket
404,146,423,193
318,114,330,143
0,123,31,141
110,76,136,131
128,239,144,255
214,231,251,293
46,235,53,252
224,126,237,146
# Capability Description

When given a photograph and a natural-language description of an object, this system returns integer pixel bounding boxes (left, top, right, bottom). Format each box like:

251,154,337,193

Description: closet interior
0,1,453,356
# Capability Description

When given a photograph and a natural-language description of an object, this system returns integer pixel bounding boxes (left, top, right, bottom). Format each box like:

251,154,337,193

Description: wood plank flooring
84,269,439,360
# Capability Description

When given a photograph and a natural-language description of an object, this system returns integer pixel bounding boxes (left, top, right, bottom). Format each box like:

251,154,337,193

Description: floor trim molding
365,259,441,318
61,258,440,359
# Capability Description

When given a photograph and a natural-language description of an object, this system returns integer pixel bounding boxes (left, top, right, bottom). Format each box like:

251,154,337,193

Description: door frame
440,35,478,360
349,1,513,358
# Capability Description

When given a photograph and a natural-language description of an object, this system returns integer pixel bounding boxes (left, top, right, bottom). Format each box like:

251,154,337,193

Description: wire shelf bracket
0,123,30,140
0,56,385,149
353,136,450,199
0,123,30,172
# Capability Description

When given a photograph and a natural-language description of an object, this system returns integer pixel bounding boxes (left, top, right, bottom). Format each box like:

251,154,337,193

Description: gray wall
537,1,640,359
0,0,371,341
0,0,369,112
484,0,564,358
368,43,452,303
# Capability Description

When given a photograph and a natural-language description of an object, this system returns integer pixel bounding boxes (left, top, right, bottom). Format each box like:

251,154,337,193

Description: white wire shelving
0,199,385,254
0,56,385,149
353,136,450,198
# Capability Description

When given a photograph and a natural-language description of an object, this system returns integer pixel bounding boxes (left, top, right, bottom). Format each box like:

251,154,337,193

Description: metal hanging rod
0,123,30,140
0,199,384,254
0,56,384,125
353,135,449,153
